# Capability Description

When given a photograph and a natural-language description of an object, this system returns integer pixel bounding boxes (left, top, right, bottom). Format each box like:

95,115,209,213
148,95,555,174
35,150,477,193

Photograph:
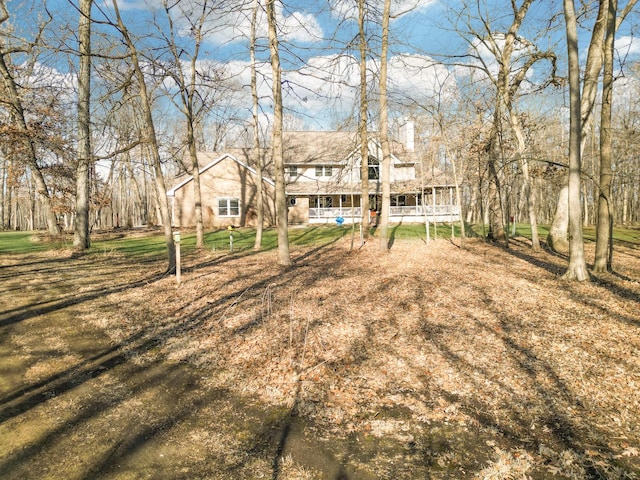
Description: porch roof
285,179,453,196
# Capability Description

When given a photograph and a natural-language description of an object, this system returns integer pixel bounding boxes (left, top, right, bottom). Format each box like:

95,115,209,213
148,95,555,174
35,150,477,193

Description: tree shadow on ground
496,237,640,319
0,243,377,479
3,238,639,479
0,269,168,329
499,237,568,276
419,293,628,478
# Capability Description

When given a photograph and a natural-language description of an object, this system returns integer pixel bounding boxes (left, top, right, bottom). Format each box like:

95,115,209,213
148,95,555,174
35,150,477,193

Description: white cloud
387,54,455,103
613,75,640,108
107,0,157,11
103,0,323,45
282,11,323,42
21,62,76,108
283,54,360,119
616,35,640,57
216,52,455,128
304,54,453,120
330,0,437,20
181,1,324,46
390,0,437,16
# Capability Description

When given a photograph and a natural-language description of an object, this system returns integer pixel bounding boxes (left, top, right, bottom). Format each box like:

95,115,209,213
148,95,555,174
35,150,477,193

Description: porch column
432,186,436,219
449,187,453,217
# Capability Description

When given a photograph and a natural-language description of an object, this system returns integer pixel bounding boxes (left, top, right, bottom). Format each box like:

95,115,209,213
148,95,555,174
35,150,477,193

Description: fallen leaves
78,235,640,477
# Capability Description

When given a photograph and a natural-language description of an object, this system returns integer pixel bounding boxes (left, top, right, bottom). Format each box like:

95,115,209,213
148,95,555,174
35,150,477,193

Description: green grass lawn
89,224,471,259
0,232,64,254
93,226,353,260
0,224,463,259
1,222,638,257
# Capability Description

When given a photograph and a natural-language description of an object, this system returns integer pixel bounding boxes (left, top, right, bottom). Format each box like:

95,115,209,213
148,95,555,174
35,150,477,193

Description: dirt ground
1,233,640,479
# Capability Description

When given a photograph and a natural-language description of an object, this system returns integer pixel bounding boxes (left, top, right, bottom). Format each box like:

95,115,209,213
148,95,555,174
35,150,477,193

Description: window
315,165,333,177
367,158,379,180
317,196,333,208
287,165,298,176
392,195,407,206
218,198,239,217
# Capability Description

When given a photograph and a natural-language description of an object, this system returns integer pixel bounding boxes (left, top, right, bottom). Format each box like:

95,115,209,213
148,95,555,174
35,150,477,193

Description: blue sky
5,0,640,132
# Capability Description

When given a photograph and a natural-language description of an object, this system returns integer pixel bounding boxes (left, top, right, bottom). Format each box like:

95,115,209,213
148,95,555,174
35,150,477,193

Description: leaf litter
76,234,640,478
4,234,640,478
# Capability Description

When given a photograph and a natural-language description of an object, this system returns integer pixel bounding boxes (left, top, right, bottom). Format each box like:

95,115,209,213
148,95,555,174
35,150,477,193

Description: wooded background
0,0,638,273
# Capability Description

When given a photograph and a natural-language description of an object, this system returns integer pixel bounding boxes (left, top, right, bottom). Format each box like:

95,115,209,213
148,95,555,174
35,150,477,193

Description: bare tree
593,0,617,272
475,1,549,245
562,0,589,281
358,0,371,238
251,0,265,250
266,0,291,266
0,2,60,235
155,0,219,249
73,0,92,250
548,1,607,252
377,0,392,252
547,0,638,252
110,0,175,271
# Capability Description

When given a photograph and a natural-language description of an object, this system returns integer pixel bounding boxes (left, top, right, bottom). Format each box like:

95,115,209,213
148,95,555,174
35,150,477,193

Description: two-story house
282,126,459,225
167,124,460,228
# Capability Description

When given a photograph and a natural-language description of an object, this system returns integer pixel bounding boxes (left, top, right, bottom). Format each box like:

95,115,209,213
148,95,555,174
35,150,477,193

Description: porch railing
308,205,459,219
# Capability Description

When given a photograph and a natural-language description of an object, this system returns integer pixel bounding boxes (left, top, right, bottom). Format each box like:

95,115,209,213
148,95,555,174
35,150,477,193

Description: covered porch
301,187,460,225
307,204,460,225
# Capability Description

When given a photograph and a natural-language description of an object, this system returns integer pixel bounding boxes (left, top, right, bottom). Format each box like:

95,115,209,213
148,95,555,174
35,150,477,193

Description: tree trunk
547,0,633,250
509,110,539,249
547,184,569,252
485,0,533,244
557,0,638,263
445,146,465,244
378,0,391,253
161,0,207,249
0,154,5,229
123,153,145,226
74,0,92,250
562,0,589,281
358,0,370,238
186,119,205,248
594,0,616,272
266,0,291,266
486,125,505,241
251,0,264,251
622,177,628,224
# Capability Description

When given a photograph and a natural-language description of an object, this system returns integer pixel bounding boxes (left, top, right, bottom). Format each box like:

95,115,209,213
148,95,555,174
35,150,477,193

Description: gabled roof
167,153,275,197
185,131,418,170
283,131,358,165
282,131,419,165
